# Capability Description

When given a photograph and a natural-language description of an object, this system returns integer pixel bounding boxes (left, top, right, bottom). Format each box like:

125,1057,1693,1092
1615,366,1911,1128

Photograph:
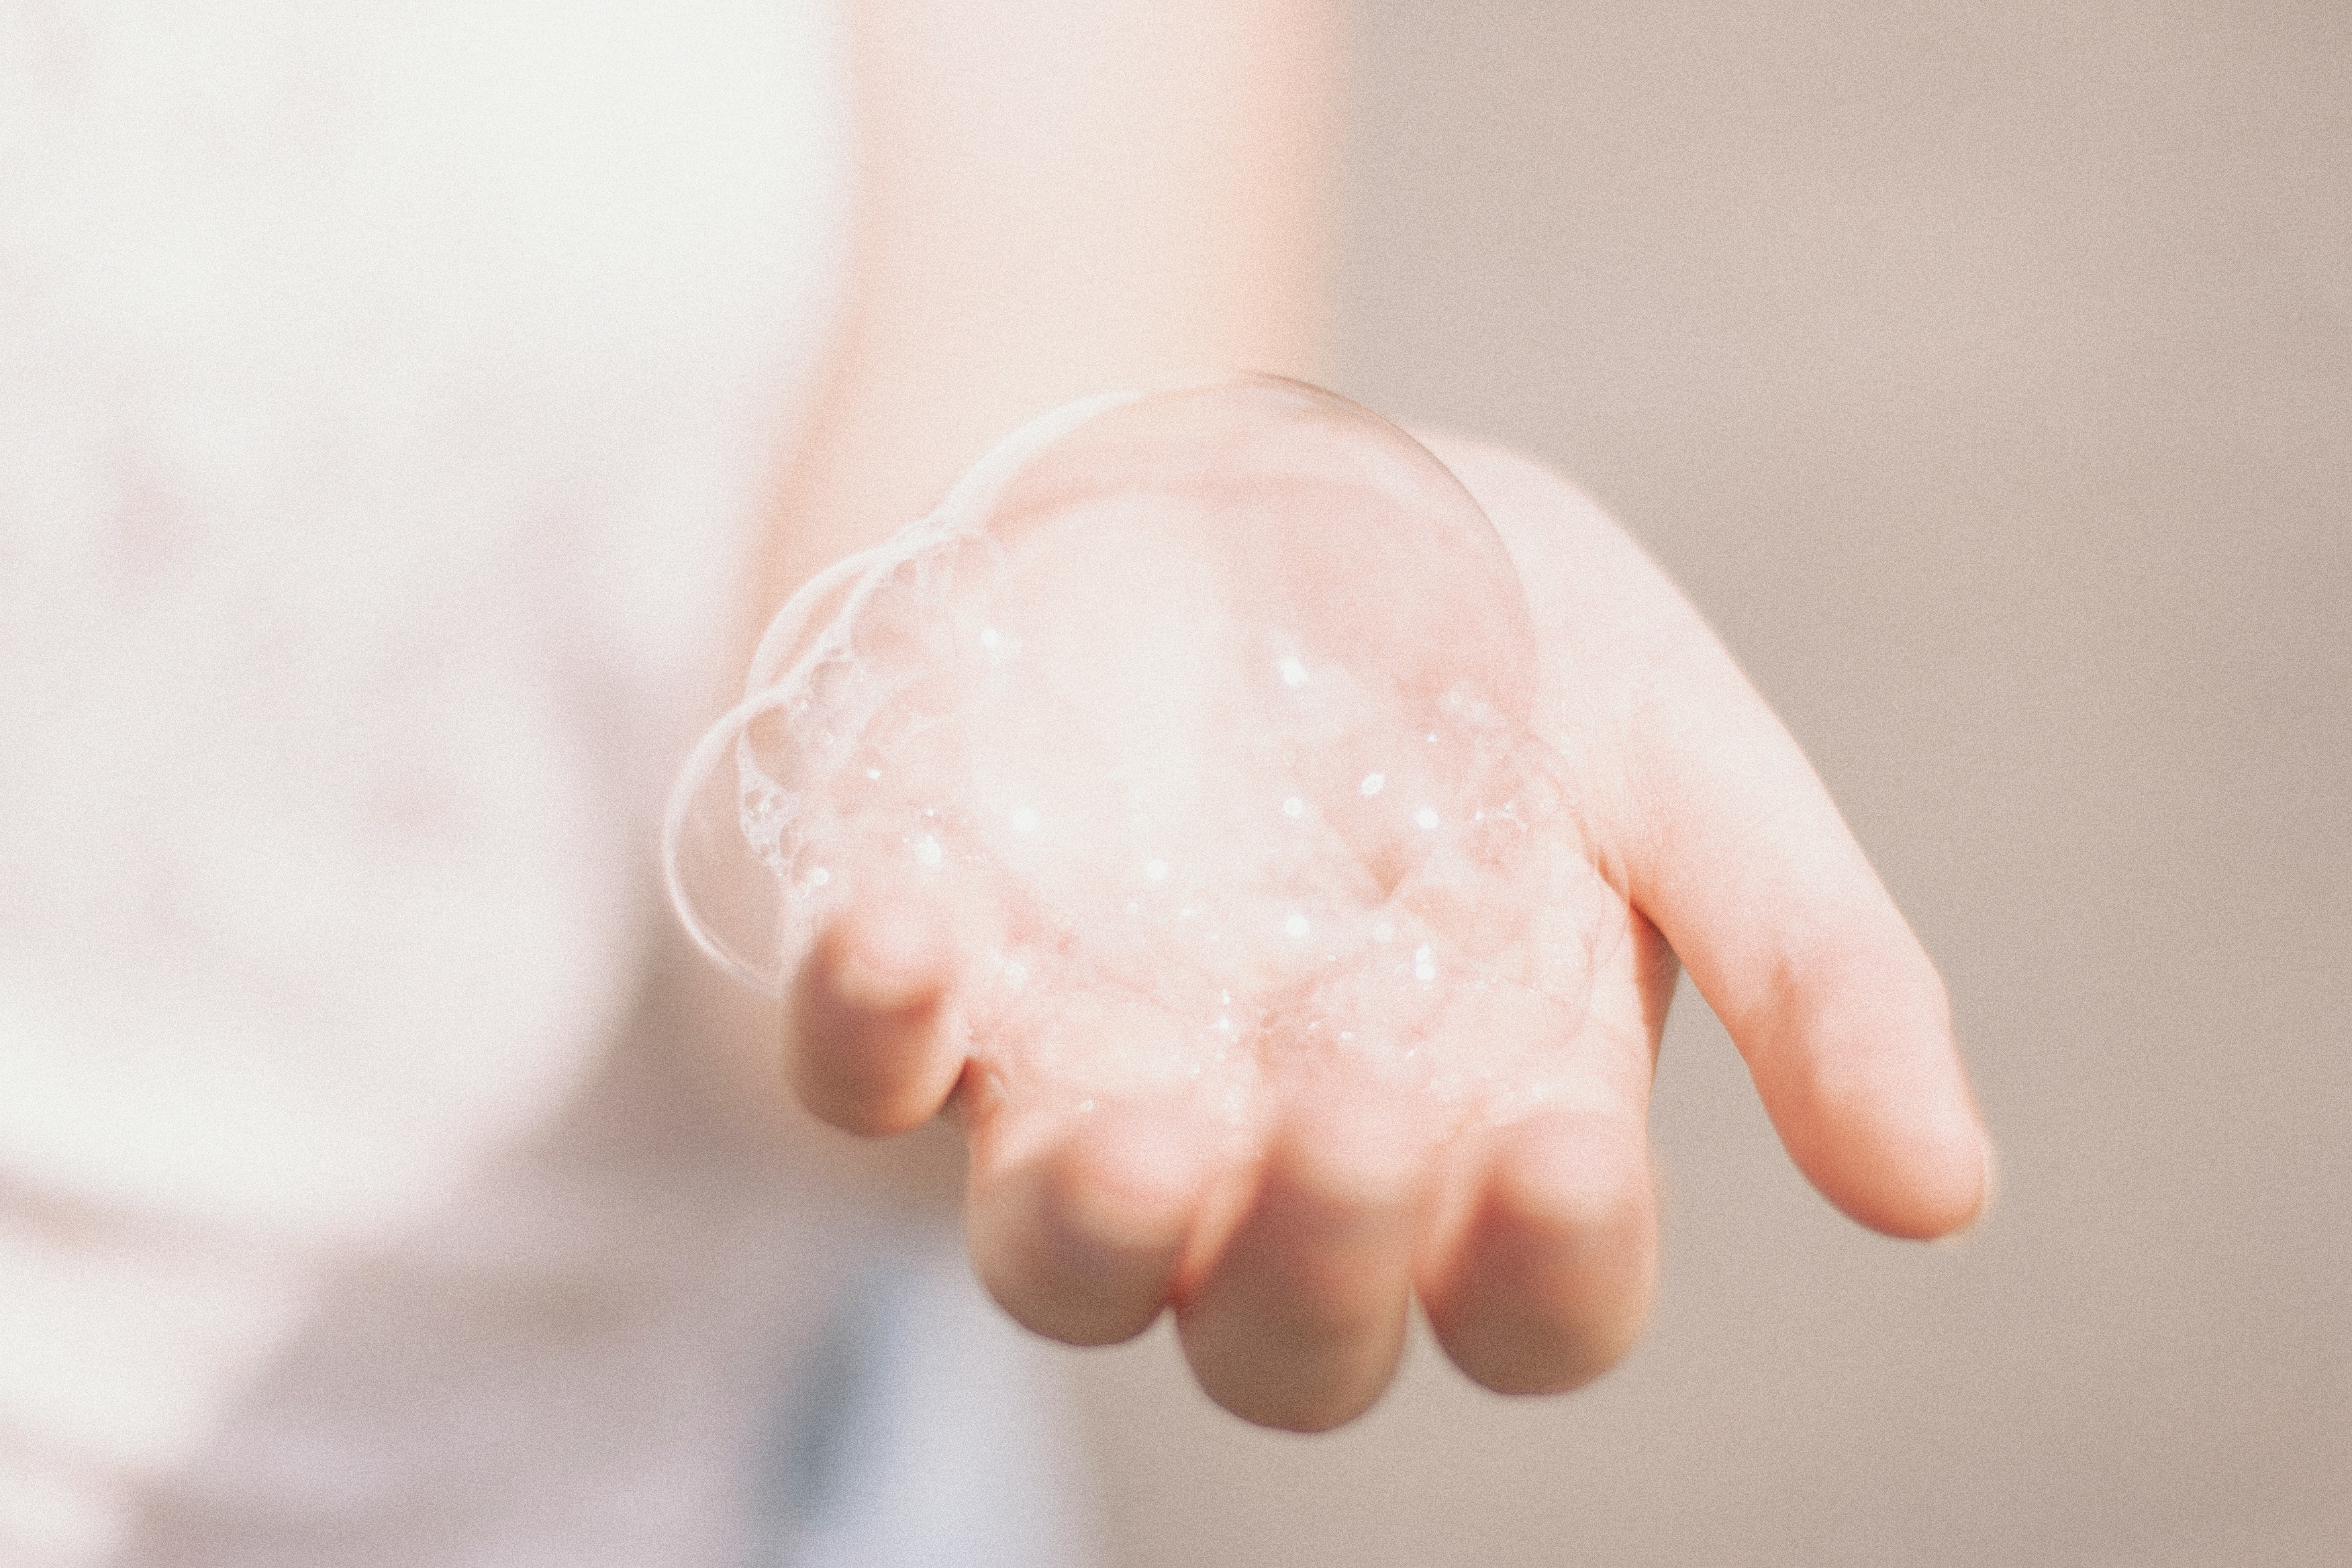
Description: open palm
781,433,1988,1433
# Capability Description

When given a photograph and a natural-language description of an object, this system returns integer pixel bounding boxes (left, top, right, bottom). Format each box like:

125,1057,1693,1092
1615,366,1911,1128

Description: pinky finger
788,897,967,1136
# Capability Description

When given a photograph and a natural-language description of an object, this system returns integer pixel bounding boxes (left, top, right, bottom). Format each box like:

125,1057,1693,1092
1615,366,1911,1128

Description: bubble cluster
667,377,1604,1124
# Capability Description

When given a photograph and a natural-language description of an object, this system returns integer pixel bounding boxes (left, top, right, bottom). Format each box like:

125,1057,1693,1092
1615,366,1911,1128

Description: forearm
758,0,1341,617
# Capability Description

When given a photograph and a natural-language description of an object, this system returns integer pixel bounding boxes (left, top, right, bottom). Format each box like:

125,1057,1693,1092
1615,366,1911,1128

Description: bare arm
761,0,1340,611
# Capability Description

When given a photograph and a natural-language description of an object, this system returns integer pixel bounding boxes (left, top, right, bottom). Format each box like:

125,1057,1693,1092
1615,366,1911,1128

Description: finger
1175,1098,1422,1432
1418,1108,1657,1395
1626,636,1989,1238
965,1099,1210,1346
1429,440,1989,1240
787,897,967,1136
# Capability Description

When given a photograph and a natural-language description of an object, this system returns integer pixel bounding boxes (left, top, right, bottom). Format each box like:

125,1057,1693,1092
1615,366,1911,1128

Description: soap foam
667,377,1606,1130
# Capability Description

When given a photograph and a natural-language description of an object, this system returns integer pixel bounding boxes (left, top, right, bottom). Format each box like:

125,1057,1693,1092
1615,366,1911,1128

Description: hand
784,436,1989,1432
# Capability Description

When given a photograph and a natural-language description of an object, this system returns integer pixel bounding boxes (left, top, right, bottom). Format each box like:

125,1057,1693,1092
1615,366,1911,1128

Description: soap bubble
666,376,1606,1126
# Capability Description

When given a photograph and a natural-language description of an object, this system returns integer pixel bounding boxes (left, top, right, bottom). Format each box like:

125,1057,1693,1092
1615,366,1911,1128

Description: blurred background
1063,3,2351,1563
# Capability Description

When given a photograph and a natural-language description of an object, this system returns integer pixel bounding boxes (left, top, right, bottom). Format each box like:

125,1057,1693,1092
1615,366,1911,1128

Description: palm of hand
679,389,1986,1431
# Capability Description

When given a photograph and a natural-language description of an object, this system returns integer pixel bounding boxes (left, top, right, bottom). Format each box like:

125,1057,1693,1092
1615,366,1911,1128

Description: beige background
1065,3,2351,1563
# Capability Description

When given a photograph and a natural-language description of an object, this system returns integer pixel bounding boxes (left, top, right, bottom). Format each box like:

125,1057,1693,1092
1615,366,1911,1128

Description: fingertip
826,898,951,1013
969,1104,1208,1346
1737,925,1991,1241
1929,1130,1999,1248
789,900,965,1136
1175,1100,1424,1432
1784,1058,1991,1241
1421,1109,1657,1397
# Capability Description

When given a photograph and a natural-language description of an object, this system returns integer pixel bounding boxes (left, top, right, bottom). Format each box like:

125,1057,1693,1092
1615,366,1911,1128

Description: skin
761,0,1990,1432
